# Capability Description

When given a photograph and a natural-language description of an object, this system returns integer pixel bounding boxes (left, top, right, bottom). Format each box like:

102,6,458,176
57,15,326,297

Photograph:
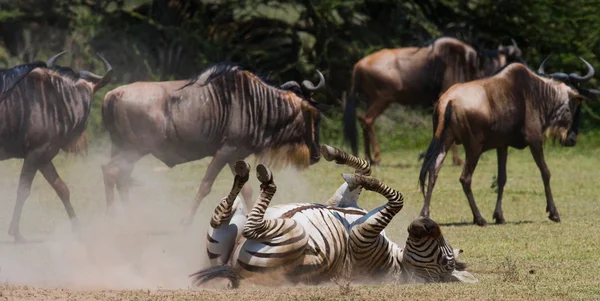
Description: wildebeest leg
228,161,253,211
529,145,560,223
450,143,464,166
460,148,487,226
420,143,463,166
102,149,143,214
492,147,508,224
182,146,244,226
39,161,80,233
358,100,390,165
8,159,38,242
420,139,451,218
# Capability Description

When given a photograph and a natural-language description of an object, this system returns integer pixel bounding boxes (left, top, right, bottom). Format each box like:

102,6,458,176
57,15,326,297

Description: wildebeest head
46,51,113,93
497,38,524,64
280,70,326,165
403,217,477,283
537,56,599,147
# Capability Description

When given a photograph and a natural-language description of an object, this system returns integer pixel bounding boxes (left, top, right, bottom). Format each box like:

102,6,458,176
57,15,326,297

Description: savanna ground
0,110,600,301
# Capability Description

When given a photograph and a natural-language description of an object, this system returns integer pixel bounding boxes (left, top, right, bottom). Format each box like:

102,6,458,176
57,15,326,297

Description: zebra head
402,217,477,284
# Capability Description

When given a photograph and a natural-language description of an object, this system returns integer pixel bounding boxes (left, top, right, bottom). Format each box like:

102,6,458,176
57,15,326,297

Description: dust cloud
0,140,323,291
0,141,212,291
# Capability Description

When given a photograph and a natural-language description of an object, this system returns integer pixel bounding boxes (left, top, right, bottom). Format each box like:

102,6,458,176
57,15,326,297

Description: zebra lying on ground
203,144,372,268
191,145,477,287
195,162,350,287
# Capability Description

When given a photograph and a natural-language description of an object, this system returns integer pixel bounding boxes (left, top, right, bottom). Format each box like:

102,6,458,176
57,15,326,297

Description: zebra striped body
102,63,325,225
198,163,351,287
0,53,112,241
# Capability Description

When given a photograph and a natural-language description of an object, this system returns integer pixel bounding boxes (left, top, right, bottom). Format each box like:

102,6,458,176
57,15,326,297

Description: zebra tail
189,265,241,289
418,102,452,196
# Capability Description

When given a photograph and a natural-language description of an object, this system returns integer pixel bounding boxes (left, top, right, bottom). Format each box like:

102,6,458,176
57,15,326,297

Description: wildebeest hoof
369,159,380,166
453,159,464,166
180,216,194,227
474,217,488,226
256,164,273,184
493,212,505,224
11,232,26,243
234,161,250,178
548,213,561,223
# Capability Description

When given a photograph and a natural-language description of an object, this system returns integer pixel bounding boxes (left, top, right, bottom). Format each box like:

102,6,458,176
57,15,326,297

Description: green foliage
0,0,599,148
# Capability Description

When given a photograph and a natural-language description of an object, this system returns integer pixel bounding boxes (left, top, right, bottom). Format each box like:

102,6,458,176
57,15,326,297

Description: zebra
195,145,476,287
191,163,351,287
342,173,478,284
204,144,371,269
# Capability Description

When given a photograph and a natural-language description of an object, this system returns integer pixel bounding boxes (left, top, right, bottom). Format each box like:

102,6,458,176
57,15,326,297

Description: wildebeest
343,37,525,165
418,57,599,226
0,52,113,241
101,63,324,225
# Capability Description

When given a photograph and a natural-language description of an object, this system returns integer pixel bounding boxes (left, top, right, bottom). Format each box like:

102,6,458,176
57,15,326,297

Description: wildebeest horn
280,81,301,90
568,57,595,82
79,53,113,91
539,54,571,82
538,55,551,74
511,38,518,48
46,51,67,67
301,70,325,92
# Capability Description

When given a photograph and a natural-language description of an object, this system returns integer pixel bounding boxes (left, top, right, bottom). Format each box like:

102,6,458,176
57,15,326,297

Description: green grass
1,123,600,300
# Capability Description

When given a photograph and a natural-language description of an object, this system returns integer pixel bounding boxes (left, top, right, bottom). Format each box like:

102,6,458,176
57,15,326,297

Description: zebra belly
231,206,348,286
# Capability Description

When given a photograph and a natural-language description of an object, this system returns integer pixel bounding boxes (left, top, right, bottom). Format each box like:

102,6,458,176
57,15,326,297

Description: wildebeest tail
343,67,360,156
189,265,241,289
101,90,122,146
61,130,88,155
419,102,453,196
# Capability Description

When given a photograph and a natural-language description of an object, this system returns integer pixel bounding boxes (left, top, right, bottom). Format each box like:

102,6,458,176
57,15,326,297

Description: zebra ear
453,248,463,259
450,270,478,283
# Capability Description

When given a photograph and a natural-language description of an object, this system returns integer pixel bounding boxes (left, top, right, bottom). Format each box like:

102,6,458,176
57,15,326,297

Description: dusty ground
0,141,599,300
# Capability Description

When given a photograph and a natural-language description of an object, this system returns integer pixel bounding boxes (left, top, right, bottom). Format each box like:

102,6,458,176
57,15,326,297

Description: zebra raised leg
321,144,372,208
242,164,302,241
206,160,251,266
321,144,371,176
210,161,251,228
342,173,404,276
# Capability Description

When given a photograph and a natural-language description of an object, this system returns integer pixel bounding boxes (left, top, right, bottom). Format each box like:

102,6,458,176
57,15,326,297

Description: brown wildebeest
418,57,599,226
343,37,526,165
101,63,324,226
0,52,113,241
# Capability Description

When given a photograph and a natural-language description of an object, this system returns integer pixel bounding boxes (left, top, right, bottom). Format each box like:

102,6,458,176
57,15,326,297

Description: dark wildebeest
101,63,324,225
343,37,525,165
0,52,113,241
418,57,599,226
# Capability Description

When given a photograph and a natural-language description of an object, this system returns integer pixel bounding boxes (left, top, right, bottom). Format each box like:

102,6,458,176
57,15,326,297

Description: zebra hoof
256,164,273,183
320,145,338,162
234,161,250,178
341,173,359,191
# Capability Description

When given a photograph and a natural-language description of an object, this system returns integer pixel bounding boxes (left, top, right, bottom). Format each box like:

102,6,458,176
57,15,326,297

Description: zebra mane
178,62,244,90
0,61,47,102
